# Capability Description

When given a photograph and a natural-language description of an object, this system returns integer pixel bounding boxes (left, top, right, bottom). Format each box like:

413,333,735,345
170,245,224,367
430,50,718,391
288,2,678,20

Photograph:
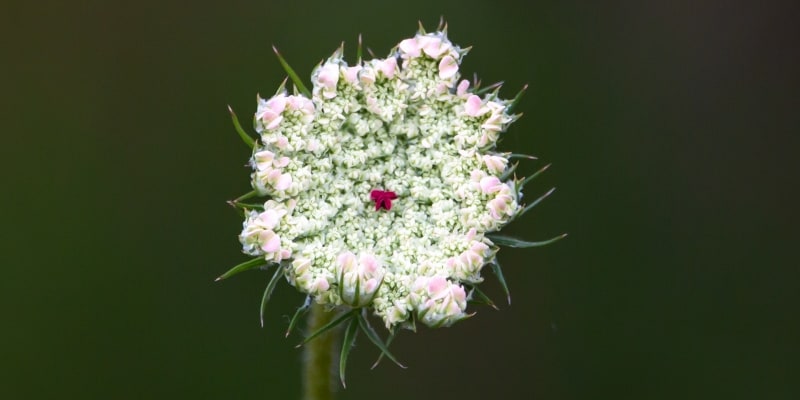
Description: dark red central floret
370,189,398,211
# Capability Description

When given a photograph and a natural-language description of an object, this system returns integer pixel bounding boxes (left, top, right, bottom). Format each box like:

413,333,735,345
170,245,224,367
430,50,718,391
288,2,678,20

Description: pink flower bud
337,251,384,307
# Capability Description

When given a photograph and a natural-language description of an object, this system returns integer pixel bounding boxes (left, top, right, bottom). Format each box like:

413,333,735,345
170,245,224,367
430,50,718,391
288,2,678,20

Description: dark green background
3,0,797,398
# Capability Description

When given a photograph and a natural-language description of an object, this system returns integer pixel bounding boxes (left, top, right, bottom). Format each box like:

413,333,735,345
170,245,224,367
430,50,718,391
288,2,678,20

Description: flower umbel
221,22,564,384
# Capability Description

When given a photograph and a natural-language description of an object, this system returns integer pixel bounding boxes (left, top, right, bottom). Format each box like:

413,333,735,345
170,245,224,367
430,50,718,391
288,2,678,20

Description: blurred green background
3,0,797,398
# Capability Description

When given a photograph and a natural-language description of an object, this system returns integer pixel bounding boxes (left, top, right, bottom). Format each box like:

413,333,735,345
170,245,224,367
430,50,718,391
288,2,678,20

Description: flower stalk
302,303,339,400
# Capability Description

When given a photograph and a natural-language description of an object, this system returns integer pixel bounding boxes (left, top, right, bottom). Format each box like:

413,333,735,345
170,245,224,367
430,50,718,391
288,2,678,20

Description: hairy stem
302,303,338,400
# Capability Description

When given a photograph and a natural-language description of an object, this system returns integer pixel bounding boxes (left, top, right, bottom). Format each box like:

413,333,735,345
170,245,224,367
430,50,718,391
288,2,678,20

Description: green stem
303,303,338,400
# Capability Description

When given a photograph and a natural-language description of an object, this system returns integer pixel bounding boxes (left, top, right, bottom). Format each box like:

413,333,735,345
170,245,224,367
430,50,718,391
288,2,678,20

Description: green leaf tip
417,20,426,34
228,105,255,148
215,257,265,282
507,83,529,113
260,264,285,328
328,41,345,61
476,81,504,95
232,190,258,203
487,233,568,248
296,310,355,348
519,163,551,190
274,76,289,95
272,45,311,97
227,190,263,211
339,318,359,388
356,34,363,64
285,297,312,338
508,153,538,160
468,285,499,310
517,187,555,219
370,328,397,369
490,259,511,305
356,312,406,369
500,162,520,182
228,201,264,211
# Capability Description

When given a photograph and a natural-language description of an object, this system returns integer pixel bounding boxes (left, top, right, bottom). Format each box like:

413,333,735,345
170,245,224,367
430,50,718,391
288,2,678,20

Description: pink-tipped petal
265,95,287,114
265,115,283,130
398,38,421,57
480,176,502,194
254,150,275,170
465,95,484,117
359,254,379,273
457,79,470,96
427,276,448,295
275,136,289,149
274,173,292,191
438,55,458,79
260,231,281,253
318,63,339,88
337,251,357,271
344,66,361,84
313,277,330,292
379,57,397,78
257,209,280,228
422,37,446,58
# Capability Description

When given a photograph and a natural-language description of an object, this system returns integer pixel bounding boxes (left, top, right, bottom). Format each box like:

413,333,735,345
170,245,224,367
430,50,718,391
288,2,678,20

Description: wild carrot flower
221,23,564,381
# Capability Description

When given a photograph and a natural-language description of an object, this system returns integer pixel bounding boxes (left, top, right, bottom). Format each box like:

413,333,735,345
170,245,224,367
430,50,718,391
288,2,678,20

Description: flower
370,189,398,211
409,276,469,327
230,26,554,333
336,252,385,307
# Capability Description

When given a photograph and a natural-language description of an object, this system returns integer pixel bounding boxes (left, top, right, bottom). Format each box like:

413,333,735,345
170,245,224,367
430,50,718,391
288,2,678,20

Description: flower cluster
235,28,532,330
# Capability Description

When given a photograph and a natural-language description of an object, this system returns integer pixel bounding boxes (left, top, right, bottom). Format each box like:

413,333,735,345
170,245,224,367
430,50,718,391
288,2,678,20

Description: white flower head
229,25,556,336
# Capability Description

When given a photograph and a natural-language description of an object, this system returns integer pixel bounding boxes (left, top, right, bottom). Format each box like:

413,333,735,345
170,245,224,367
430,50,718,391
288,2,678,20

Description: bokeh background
3,0,798,399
